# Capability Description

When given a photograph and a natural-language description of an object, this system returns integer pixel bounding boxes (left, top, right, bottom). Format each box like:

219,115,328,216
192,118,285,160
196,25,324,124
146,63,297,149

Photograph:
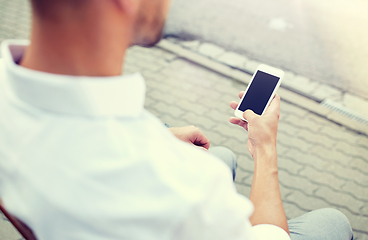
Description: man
0,0,353,239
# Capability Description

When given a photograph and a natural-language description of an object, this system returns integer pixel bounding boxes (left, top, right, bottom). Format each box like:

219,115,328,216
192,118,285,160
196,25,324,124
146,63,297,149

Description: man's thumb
243,109,256,121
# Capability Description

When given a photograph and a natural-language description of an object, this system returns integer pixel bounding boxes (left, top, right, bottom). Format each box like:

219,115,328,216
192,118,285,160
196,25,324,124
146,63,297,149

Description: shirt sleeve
252,224,291,240
171,146,290,240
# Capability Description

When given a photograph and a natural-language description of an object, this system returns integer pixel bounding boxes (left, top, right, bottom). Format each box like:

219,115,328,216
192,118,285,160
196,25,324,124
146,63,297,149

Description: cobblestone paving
0,211,23,240
1,0,368,239
0,0,31,45
123,46,368,239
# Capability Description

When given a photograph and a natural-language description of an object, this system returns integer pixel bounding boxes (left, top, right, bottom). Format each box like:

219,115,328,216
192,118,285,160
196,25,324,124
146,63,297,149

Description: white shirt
0,40,290,240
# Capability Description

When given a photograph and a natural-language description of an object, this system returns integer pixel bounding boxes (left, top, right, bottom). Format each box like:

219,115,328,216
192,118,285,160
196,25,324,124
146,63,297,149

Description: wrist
253,145,278,171
253,143,277,159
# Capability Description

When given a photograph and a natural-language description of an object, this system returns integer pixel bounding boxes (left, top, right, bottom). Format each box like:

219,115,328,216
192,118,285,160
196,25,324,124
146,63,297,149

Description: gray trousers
209,146,353,240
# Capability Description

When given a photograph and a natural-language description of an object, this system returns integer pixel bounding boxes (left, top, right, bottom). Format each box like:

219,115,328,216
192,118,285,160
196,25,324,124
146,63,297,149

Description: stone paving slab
157,40,368,136
123,46,368,239
169,37,368,121
0,211,23,240
1,0,368,239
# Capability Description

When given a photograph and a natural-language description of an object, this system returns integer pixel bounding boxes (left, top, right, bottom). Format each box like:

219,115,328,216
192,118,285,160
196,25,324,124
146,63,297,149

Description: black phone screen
238,71,280,115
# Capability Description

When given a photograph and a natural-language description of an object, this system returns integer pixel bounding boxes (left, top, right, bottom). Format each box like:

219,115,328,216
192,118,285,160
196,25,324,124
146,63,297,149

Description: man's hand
169,126,210,150
229,92,288,235
229,92,280,161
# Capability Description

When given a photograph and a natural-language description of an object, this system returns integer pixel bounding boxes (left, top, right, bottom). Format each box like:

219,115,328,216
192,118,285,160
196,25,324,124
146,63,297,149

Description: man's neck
20,12,131,77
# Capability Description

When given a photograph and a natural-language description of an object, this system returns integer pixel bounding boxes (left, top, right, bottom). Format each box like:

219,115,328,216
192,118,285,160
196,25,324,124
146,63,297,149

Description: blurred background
1,0,367,101
165,0,368,100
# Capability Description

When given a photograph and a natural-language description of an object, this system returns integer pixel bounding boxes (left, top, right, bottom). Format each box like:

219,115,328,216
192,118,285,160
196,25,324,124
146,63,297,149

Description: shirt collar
1,39,146,117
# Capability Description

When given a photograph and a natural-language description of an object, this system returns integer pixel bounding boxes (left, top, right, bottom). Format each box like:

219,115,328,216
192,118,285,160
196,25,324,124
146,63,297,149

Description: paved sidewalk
124,45,368,239
1,0,368,239
167,38,368,125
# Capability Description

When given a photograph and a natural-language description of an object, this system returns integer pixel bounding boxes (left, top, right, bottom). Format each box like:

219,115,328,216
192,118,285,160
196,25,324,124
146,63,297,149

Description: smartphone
234,64,284,121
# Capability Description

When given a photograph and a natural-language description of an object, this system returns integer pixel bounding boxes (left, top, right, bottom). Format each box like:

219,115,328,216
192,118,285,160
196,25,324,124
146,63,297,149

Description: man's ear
114,0,137,15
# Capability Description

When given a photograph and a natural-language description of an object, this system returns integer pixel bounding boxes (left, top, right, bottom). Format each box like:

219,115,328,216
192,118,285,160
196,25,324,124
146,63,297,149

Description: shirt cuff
252,224,290,240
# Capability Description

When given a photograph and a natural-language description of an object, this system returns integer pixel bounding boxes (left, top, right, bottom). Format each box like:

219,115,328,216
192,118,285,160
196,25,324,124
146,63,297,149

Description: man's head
21,0,171,76
29,0,171,47
131,0,171,47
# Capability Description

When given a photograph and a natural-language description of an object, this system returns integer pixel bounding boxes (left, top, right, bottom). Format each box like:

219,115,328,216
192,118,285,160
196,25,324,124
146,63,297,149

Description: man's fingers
192,128,210,150
265,94,281,115
229,117,241,125
197,138,210,150
230,101,239,110
243,109,257,122
229,117,248,130
195,145,209,152
230,91,244,110
170,126,211,149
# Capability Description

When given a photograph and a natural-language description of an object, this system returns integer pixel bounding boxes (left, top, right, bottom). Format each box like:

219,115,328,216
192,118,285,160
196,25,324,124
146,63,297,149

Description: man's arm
229,93,289,234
